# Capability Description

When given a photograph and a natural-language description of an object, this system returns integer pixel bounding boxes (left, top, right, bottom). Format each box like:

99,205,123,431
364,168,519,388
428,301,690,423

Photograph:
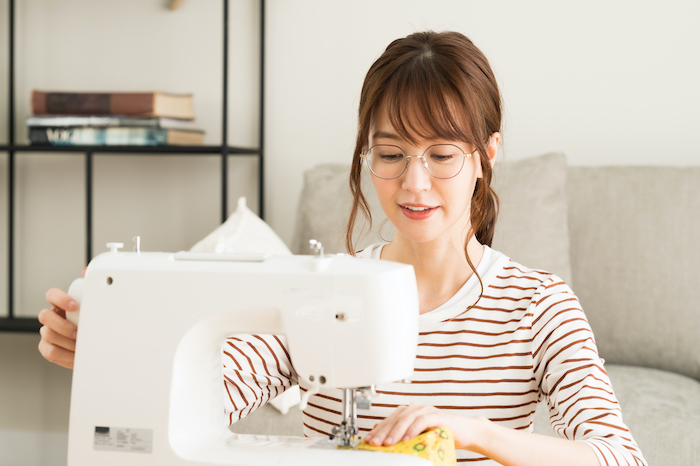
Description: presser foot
329,420,361,448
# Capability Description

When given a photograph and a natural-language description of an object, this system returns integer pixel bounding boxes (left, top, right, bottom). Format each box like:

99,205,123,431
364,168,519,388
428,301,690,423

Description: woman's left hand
362,402,488,451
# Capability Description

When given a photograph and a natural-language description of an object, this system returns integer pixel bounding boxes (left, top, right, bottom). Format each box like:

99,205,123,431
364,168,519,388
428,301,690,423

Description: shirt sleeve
531,277,647,466
222,333,298,425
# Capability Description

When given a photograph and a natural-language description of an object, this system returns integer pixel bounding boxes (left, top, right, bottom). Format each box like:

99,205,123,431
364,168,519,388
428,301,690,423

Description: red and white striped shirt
222,245,646,465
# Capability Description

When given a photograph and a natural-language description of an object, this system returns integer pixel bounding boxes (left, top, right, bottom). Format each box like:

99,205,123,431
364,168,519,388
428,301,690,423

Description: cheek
371,178,396,208
442,176,478,211
470,153,484,179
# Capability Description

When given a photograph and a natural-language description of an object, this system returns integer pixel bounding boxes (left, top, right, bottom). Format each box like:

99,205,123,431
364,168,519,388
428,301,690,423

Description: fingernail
371,438,381,446
67,300,77,311
71,330,77,339
385,437,393,445
364,434,372,442
402,435,410,441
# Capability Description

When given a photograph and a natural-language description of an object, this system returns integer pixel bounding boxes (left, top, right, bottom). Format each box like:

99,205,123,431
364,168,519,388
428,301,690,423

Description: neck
381,235,485,314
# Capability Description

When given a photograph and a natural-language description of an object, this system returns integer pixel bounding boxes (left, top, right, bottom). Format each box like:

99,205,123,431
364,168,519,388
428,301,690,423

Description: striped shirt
222,245,646,465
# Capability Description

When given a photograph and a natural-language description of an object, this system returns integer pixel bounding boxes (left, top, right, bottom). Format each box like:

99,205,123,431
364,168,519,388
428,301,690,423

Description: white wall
264,0,700,246
1,0,699,464
0,0,261,318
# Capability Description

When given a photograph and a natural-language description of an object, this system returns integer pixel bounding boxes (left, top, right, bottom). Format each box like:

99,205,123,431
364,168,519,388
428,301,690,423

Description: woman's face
368,106,494,248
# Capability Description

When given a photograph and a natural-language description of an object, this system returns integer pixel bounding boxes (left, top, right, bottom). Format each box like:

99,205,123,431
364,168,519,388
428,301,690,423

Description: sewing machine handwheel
66,278,83,327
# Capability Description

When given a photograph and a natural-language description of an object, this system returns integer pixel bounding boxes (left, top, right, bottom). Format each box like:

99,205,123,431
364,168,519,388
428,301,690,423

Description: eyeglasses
361,144,474,180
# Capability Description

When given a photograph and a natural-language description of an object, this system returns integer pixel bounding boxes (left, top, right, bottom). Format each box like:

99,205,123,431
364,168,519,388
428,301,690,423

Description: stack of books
27,90,205,146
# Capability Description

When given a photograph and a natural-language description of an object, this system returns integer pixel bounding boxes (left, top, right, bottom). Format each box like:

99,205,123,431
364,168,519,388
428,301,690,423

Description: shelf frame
2,0,265,332
0,144,261,154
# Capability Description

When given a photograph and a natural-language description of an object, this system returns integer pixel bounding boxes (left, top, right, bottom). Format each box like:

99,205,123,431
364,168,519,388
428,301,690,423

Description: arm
222,333,298,425
37,288,79,369
366,277,646,466
364,404,599,466
530,278,646,465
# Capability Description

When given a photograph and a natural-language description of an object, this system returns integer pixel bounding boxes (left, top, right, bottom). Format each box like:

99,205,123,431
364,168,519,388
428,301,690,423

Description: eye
429,152,457,163
381,153,403,161
430,154,453,162
375,148,404,163
428,145,462,163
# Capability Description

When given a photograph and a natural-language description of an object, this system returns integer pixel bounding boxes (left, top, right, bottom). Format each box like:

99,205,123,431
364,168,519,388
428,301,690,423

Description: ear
476,132,500,178
486,132,500,169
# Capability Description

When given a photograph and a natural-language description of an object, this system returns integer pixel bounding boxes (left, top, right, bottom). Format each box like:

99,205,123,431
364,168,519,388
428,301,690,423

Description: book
28,126,204,146
31,90,195,119
26,115,200,131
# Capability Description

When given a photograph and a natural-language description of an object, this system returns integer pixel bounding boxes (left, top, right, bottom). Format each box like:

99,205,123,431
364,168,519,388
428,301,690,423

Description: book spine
31,91,155,116
110,93,156,116
26,116,162,128
28,127,170,145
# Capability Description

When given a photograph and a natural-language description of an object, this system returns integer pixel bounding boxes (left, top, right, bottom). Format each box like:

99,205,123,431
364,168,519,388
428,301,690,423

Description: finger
45,288,79,313
400,412,443,441
38,338,74,369
384,406,437,445
38,307,77,340
40,325,76,352
52,306,66,320
366,403,425,446
364,406,406,445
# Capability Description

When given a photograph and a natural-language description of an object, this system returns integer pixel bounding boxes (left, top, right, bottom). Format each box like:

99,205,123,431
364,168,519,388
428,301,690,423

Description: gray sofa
233,153,700,466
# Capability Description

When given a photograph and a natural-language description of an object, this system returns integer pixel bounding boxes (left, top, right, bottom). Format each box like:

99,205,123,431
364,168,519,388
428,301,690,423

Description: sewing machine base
74,432,431,465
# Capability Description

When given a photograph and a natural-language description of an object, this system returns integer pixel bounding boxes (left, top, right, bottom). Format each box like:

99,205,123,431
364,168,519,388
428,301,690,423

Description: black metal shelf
0,144,261,154
0,317,41,333
2,0,266,331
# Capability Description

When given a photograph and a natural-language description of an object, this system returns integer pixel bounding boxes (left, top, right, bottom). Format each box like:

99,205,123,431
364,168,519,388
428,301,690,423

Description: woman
39,31,646,465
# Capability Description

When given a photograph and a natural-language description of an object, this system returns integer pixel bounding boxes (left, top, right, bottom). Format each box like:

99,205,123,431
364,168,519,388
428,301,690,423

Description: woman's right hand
38,288,79,369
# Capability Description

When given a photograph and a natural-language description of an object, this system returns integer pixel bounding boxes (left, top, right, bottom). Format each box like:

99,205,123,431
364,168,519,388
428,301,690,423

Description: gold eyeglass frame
360,143,474,180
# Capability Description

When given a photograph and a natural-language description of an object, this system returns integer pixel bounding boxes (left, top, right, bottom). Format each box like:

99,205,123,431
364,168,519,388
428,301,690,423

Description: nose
401,156,431,193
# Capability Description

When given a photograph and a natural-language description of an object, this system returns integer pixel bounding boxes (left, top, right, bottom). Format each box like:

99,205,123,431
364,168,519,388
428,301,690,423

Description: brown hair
345,31,502,260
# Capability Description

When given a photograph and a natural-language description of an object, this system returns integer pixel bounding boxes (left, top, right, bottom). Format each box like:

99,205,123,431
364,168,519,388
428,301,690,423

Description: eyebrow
372,130,402,141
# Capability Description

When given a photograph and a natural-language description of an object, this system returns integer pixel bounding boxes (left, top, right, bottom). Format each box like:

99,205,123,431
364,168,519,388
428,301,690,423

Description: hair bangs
379,56,476,147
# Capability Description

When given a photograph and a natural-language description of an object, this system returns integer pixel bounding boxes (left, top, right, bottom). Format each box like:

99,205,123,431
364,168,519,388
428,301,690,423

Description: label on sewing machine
93,426,153,454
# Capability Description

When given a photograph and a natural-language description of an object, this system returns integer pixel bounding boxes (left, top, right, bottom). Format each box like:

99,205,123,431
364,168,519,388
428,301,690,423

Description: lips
400,203,438,220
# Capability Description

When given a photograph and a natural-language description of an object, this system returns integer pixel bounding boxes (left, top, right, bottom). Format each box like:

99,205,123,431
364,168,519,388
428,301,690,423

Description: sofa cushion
534,364,700,466
491,152,571,285
292,153,572,284
291,164,368,255
567,166,700,381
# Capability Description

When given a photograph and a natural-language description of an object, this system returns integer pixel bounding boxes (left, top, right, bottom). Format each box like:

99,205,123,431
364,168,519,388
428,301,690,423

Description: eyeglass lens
366,144,466,179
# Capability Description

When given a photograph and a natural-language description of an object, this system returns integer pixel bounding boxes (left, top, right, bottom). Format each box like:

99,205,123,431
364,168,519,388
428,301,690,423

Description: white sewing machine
66,242,431,465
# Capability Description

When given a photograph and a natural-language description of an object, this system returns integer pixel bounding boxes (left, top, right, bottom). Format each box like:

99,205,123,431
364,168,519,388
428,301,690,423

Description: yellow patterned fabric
353,427,456,466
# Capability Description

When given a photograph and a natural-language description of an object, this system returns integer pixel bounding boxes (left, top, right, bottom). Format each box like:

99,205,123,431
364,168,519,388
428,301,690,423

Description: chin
393,223,445,245
390,213,470,247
